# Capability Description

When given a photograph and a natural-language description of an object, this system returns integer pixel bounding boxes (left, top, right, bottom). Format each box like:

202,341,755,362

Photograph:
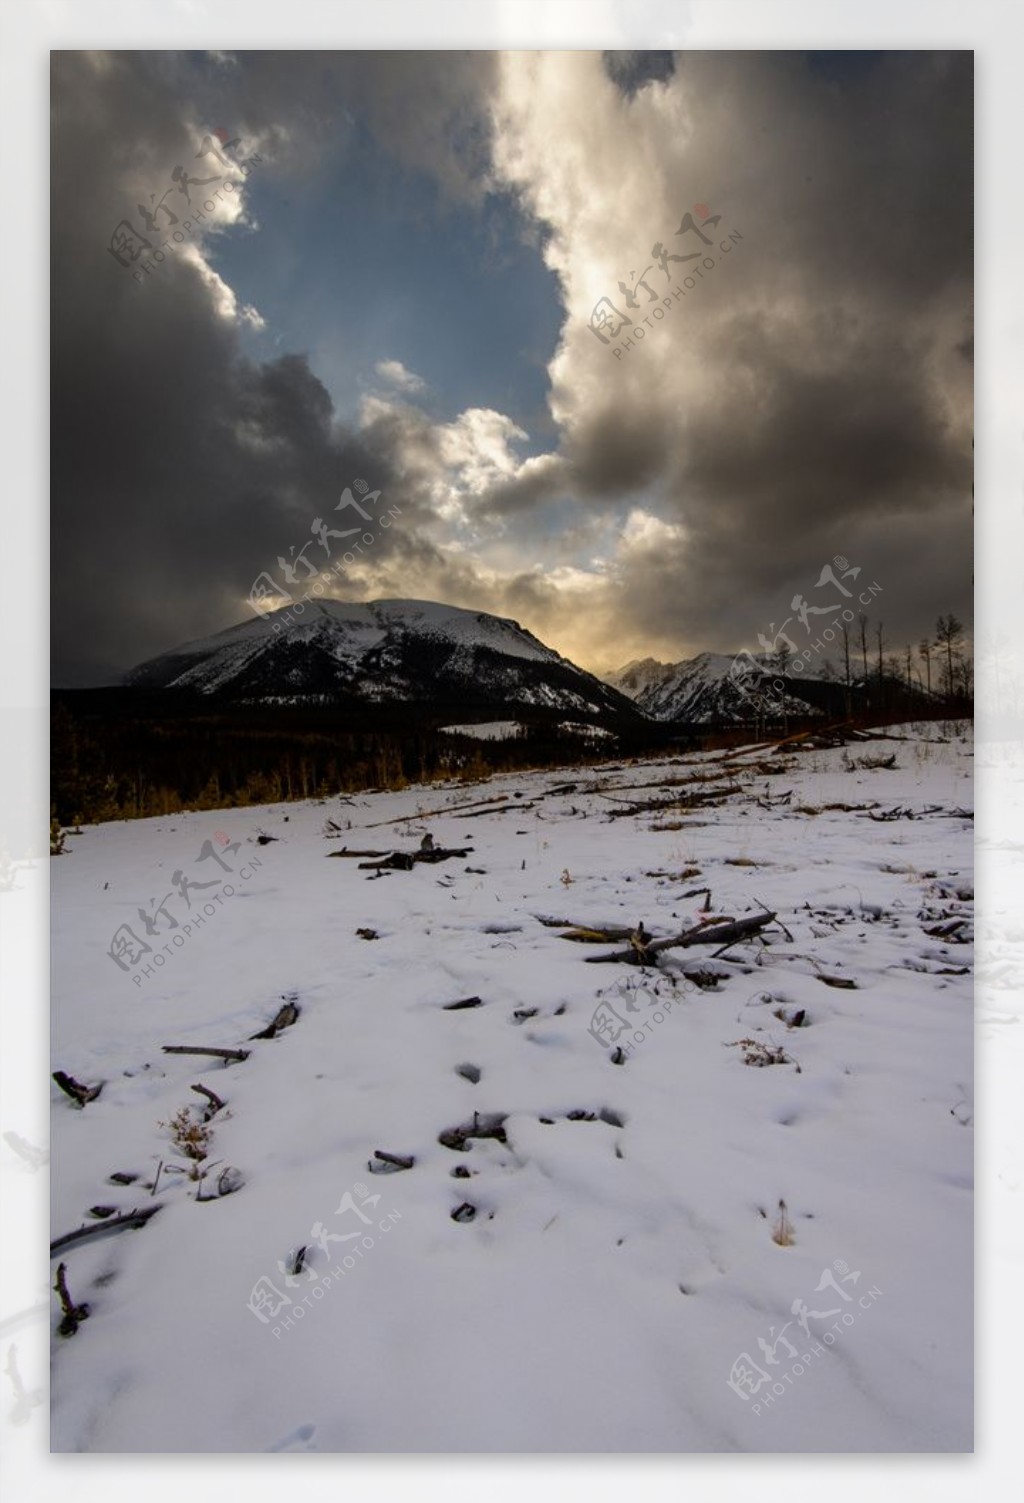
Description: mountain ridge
126,597,640,723
604,649,823,722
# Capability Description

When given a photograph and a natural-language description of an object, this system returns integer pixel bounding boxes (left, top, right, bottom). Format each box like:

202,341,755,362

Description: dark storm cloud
603,51,678,100
481,49,972,662
51,49,972,681
50,51,491,683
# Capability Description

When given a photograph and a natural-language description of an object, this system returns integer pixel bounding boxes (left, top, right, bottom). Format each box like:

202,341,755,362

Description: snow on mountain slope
125,599,636,720
48,726,973,1452
604,657,679,700
607,651,821,724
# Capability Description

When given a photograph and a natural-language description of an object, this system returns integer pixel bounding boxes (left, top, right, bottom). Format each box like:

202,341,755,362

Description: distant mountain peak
126,597,639,723
606,649,822,723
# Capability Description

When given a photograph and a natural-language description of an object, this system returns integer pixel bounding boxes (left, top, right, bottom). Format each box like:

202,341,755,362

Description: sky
50,49,973,686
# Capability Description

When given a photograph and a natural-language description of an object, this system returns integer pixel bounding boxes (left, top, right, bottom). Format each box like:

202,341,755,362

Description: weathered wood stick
362,795,509,829
50,1205,162,1257
771,720,855,752
371,1149,415,1170
52,1071,103,1107
161,1045,250,1062
53,1262,90,1336
325,847,391,858
249,1001,300,1040
358,847,472,870
605,786,744,819
190,1083,225,1114
412,846,472,860
558,926,636,943
459,803,533,818
585,912,777,964
539,916,636,938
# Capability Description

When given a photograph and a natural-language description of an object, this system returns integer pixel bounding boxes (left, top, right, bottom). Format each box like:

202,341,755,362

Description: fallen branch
369,1149,415,1172
866,804,943,822
460,803,534,818
190,1083,225,1116
362,795,509,829
585,911,777,965
50,1205,162,1257
161,1045,250,1063
249,999,301,1040
438,1112,508,1150
558,925,635,943
52,1071,103,1107
53,1263,90,1337
771,720,855,752
358,846,471,870
442,995,483,1010
721,739,779,762
604,786,744,820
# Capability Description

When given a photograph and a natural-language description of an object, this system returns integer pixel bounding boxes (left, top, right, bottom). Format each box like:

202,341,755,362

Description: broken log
161,1045,250,1062
362,795,509,829
52,1071,102,1107
53,1262,90,1337
460,803,534,818
721,739,779,762
249,1000,301,1040
604,786,744,820
356,845,472,870
369,1149,415,1172
558,925,635,943
190,1083,225,1116
442,995,483,1010
438,1112,508,1150
359,851,415,870
771,720,854,752
50,1205,162,1257
584,911,777,964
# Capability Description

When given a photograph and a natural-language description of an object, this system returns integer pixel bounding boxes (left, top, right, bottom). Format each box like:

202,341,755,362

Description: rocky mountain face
126,598,640,723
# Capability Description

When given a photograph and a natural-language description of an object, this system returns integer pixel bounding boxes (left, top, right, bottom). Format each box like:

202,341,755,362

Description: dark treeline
737,665,971,740
50,691,671,825
51,669,971,829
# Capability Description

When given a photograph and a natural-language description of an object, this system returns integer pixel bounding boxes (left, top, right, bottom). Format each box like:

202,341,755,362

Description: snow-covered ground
49,724,973,1452
438,721,523,740
439,721,615,741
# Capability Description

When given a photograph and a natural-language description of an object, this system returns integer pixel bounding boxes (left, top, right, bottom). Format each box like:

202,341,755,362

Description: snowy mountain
603,657,679,700
606,651,822,723
126,598,639,722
